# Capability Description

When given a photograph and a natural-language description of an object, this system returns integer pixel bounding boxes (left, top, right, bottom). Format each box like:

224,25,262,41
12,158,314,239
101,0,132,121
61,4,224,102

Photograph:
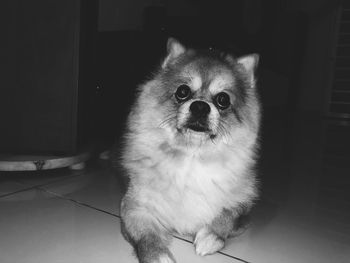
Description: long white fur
122,75,258,235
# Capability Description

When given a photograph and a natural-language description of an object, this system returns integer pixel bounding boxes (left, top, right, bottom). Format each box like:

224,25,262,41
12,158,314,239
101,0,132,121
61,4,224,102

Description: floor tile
0,181,30,197
220,199,350,263
2,111,349,263
0,188,240,263
219,114,350,263
13,166,88,188
37,161,123,216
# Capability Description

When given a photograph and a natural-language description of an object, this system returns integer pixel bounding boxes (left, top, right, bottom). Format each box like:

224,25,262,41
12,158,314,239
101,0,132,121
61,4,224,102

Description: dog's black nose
190,101,211,117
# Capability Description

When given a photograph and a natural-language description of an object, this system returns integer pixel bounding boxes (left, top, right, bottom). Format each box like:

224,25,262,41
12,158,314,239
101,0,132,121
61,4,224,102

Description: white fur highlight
194,228,224,256
208,73,235,95
191,74,202,91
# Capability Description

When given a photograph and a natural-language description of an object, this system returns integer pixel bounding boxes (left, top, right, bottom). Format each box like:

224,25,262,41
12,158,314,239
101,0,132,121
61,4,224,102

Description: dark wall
50,0,338,146
0,0,97,154
94,0,313,144
97,0,339,114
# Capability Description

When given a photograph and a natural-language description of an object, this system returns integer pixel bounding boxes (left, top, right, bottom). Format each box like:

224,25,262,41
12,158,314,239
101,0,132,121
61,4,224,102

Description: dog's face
163,58,241,139
142,38,259,146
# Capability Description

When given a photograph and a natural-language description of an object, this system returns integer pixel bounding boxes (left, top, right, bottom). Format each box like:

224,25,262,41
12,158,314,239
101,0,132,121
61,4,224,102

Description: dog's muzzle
186,101,211,132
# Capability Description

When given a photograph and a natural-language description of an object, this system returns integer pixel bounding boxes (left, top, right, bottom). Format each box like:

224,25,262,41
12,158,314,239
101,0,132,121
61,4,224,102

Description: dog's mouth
178,119,216,139
176,125,217,141
175,113,217,139
186,121,209,132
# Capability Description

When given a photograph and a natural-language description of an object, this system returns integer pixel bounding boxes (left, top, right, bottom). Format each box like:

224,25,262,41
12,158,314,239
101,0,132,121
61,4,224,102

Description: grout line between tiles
215,251,251,263
37,187,252,263
173,235,251,263
15,170,88,189
36,187,121,219
0,168,88,199
0,185,39,198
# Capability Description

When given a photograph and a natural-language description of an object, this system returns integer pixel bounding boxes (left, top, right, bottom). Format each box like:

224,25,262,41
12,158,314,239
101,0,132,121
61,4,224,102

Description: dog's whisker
159,113,177,128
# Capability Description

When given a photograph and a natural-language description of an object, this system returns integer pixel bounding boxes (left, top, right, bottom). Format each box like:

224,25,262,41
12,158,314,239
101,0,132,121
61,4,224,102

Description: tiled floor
1,111,350,263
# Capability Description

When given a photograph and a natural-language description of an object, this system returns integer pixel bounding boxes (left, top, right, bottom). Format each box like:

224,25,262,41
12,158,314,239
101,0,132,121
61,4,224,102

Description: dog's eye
175,85,191,102
215,92,231,110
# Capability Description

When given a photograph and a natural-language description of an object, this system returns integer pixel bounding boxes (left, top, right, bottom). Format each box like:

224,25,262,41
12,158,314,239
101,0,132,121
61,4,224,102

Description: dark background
96,0,340,145
0,0,344,154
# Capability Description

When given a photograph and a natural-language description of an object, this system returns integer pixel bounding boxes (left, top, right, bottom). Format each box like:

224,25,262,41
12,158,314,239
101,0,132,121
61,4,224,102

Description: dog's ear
237,54,259,84
162,38,186,68
237,54,259,75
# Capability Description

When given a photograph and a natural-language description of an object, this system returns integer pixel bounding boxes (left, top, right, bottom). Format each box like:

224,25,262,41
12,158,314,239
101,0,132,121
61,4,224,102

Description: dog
118,38,261,263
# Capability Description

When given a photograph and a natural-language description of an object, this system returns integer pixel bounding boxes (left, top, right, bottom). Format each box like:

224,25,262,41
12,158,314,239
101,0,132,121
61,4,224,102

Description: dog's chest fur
128,135,256,235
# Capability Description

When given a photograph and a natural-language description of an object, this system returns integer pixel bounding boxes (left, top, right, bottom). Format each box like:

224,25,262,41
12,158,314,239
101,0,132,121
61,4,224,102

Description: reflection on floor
1,111,349,263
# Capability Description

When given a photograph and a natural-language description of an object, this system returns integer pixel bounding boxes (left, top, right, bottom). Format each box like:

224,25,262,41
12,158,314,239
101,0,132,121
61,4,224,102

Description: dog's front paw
139,251,176,263
138,245,176,263
153,253,176,263
194,228,225,256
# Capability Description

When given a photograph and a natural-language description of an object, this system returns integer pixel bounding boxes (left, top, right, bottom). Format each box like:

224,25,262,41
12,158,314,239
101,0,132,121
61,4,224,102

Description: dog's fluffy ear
237,54,259,84
237,54,259,75
162,38,186,68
